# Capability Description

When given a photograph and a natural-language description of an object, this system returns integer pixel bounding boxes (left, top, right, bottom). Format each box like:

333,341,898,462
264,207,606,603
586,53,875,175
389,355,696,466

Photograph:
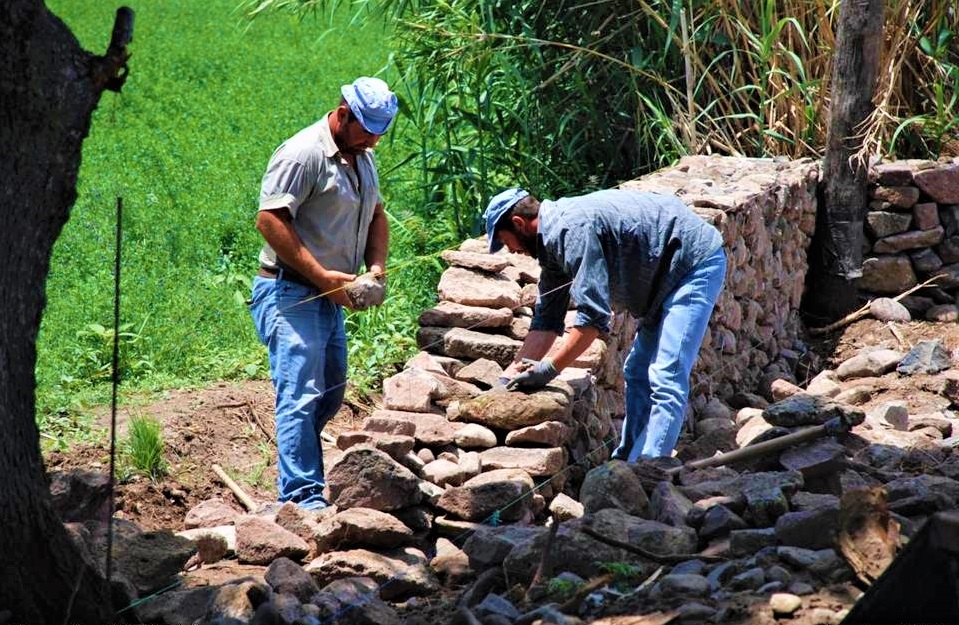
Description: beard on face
512,229,539,259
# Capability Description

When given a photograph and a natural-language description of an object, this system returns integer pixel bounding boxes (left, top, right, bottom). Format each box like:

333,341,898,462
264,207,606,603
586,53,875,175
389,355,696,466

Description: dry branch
808,273,945,335
211,463,257,511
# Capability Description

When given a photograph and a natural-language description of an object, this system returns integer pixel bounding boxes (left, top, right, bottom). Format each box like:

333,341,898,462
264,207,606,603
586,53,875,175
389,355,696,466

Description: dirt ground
44,379,371,531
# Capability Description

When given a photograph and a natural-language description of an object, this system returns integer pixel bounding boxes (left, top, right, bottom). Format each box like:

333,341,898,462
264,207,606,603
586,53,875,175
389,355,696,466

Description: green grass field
39,1,428,442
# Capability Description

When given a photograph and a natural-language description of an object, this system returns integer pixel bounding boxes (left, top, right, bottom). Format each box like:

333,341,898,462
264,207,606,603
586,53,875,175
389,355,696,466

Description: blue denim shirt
531,189,723,334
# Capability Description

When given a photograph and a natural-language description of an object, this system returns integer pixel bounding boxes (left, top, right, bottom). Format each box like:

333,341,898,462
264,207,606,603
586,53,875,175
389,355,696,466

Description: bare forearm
506,330,560,375
256,208,354,305
550,326,599,370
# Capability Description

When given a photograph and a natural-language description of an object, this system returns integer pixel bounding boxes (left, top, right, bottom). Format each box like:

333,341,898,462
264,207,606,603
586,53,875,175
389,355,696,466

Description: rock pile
860,160,959,322
68,333,954,625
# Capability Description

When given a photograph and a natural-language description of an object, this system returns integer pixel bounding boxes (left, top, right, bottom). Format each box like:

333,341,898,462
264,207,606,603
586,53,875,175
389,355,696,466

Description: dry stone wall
621,156,820,404
859,160,959,322
335,155,823,518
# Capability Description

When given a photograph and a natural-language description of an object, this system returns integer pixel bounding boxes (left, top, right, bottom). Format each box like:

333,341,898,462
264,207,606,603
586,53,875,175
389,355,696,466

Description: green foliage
63,319,154,386
546,577,581,602
121,415,168,480
599,561,647,591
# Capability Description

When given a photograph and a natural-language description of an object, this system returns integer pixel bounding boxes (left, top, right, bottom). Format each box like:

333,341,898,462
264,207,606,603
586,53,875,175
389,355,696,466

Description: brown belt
257,266,314,289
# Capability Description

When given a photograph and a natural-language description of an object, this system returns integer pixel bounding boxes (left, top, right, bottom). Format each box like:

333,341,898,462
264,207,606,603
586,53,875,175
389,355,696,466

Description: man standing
249,77,397,510
485,187,725,461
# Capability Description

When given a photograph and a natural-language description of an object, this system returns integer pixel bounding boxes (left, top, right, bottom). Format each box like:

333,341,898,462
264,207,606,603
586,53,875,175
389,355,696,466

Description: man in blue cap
484,187,726,461
249,77,398,510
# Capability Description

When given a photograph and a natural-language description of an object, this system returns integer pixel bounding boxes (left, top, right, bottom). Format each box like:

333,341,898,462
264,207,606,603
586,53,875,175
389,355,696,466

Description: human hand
506,358,558,391
317,270,356,308
345,271,387,310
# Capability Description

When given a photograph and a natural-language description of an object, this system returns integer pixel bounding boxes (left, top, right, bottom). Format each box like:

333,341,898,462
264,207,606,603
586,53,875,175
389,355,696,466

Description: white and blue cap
484,187,529,253
340,77,398,135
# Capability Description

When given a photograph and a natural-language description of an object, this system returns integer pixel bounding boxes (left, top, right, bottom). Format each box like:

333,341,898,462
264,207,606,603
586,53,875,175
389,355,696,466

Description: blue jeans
249,275,347,509
611,247,726,461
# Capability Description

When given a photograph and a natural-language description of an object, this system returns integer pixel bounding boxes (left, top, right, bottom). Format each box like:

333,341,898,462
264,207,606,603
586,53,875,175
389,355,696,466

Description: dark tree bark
0,2,132,622
802,0,884,323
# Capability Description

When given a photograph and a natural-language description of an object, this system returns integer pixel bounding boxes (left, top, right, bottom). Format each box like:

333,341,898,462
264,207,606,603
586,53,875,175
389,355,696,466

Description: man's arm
256,207,354,307
365,202,389,275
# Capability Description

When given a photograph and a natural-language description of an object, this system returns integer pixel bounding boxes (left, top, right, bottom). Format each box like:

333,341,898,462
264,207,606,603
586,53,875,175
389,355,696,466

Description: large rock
382,367,442,413
762,394,865,428
204,580,271,624
858,255,917,294
505,421,571,447
365,411,459,446
775,506,840,550
336,431,415,461
48,470,111,523
315,577,400,625
235,515,310,565
438,267,522,309
463,525,543,570
649,481,694,528
455,358,506,388
437,468,535,522
873,226,944,253
314,508,413,552
454,423,499,449
584,508,698,558
86,521,196,596
579,461,650,518
836,349,903,379
478,447,566,477
419,301,513,329
914,164,959,203
681,471,804,528
440,249,510,273
779,439,846,478
265,557,319,603
305,547,439,600
133,586,216,625
184,498,240,529
897,339,952,375
450,385,572,429
428,327,522,367
501,521,643,583
866,211,912,238
327,447,423,511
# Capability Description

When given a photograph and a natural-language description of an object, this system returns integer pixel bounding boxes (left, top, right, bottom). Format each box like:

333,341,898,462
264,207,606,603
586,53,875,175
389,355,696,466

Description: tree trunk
0,2,132,622
802,0,884,323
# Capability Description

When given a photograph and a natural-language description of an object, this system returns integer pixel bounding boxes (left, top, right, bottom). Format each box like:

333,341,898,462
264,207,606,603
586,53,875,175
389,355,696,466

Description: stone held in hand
345,271,386,310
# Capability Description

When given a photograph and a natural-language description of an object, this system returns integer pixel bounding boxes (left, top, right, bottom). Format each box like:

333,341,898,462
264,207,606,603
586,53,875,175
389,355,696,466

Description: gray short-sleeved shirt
257,115,381,274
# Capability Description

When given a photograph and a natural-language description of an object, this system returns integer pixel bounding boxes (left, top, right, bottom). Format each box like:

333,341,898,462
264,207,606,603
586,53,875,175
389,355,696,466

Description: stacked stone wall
329,155,823,524
859,160,959,321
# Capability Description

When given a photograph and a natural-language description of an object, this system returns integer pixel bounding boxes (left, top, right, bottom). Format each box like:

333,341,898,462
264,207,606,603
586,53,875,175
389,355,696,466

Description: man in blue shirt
485,187,726,460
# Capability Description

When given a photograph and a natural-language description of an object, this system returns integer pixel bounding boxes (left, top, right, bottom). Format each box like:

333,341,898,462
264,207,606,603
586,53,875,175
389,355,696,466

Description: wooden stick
886,322,908,349
808,273,945,336
212,463,257,511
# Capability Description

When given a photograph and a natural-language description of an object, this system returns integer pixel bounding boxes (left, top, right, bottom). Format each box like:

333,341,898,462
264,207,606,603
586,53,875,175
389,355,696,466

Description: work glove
506,358,558,391
345,271,386,310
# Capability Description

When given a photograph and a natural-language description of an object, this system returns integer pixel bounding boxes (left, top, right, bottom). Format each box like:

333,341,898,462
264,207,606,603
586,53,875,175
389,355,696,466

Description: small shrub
122,415,167,480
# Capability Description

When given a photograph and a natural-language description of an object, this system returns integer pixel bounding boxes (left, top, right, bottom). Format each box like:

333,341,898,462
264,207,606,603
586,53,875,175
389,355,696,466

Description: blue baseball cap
484,187,529,253
341,77,398,135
